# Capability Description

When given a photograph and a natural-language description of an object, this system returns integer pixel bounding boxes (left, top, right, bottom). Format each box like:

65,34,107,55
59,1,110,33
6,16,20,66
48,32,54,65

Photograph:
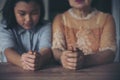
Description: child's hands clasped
21,51,42,71
61,47,84,70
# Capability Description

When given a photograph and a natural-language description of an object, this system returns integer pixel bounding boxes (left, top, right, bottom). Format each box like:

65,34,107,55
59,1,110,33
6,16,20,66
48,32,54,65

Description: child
0,0,52,71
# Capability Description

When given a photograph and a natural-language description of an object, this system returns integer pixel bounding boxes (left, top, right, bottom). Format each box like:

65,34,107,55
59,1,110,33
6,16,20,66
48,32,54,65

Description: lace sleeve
52,14,66,51
99,14,117,52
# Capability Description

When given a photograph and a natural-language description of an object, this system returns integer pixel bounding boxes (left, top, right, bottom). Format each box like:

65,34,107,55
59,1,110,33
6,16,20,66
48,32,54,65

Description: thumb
33,51,36,55
68,46,74,51
28,50,33,54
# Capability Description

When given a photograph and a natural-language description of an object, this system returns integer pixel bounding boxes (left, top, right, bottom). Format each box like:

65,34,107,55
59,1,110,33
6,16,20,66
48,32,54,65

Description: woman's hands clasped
61,47,84,70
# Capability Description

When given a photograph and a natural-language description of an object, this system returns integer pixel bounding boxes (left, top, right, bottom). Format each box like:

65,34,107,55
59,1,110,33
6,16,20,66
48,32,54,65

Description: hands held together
61,47,84,70
20,47,84,70
21,51,42,71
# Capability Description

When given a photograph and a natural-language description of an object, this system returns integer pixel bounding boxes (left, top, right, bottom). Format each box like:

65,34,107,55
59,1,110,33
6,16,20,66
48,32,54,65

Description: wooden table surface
0,62,120,80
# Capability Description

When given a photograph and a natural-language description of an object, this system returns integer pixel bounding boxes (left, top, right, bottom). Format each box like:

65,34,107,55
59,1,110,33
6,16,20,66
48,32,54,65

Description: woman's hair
2,0,45,29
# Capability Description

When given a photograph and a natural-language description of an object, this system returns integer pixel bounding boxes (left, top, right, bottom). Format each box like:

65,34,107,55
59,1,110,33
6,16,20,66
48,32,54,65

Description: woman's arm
52,14,66,62
52,48,63,62
53,49,115,69
84,14,116,67
84,50,115,67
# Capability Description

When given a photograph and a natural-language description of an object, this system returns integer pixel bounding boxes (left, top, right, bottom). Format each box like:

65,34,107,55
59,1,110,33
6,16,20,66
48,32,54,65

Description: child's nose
25,15,32,22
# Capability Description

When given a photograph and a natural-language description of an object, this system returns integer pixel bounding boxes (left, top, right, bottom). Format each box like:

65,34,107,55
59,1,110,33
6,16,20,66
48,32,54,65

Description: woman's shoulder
95,10,114,23
54,13,63,21
94,10,115,27
97,10,113,19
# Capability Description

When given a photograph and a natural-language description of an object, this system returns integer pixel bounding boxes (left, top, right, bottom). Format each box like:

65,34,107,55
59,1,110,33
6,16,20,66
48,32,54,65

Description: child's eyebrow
17,9,25,11
17,10,25,13
32,8,40,12
16,8,40,13
31,9,40,13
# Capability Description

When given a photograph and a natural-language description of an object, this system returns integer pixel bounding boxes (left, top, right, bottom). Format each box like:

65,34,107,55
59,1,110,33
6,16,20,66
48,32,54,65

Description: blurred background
0,0,120,62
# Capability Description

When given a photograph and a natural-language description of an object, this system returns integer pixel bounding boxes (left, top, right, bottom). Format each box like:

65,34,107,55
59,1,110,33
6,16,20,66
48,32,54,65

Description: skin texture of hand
21,51,44,71
21,48,52,71
21,51,36,71
53,47,115,70
61,47,84,70
4,48,52,71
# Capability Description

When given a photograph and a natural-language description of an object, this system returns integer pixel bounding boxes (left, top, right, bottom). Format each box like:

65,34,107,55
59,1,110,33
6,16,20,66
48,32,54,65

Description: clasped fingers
61,50,84,70
21,53,37,71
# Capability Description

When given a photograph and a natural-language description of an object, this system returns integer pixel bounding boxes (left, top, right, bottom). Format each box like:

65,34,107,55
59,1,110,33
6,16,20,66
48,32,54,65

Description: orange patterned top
52,9,116,55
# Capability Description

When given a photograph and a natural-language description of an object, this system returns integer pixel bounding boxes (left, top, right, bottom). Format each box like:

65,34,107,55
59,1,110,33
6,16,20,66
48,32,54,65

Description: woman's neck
72,7,92,18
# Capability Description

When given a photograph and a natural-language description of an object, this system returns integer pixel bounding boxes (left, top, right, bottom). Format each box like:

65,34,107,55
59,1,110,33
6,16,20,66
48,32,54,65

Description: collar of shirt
17,25,39,35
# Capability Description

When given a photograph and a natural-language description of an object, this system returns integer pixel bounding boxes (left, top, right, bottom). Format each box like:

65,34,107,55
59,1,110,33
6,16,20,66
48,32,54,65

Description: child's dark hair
2,0,45,29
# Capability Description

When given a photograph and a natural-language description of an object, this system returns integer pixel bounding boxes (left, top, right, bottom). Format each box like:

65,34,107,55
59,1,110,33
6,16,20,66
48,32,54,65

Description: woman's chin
75,0,84,4
74,5,85,9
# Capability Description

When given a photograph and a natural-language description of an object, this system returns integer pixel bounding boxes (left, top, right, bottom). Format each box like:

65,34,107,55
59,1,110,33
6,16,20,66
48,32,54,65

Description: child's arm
35,48,52,70
5,48,37,71
4,48,22,68
35,23,52,70
0,24,30,69
0,24,22,67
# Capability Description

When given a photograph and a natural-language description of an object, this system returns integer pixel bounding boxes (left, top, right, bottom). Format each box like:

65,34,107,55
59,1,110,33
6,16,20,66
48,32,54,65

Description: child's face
14,1,40,30
68,0,92,9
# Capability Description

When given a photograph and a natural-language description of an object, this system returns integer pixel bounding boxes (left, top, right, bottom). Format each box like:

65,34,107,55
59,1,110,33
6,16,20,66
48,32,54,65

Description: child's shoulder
0,22,7,27
37,20,51,31
41,20,51,28
0,23,13,36
0,23,8,31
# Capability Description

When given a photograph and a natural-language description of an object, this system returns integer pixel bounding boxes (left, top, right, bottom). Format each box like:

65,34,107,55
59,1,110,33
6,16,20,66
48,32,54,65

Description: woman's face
68,0,92,9
14,1,40,30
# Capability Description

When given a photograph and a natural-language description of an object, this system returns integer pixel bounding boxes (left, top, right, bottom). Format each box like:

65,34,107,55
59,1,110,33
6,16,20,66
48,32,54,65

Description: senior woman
52,0,116,70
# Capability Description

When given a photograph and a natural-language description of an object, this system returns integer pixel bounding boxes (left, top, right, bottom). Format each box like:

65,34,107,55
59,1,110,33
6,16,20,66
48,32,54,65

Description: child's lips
75,0,84,3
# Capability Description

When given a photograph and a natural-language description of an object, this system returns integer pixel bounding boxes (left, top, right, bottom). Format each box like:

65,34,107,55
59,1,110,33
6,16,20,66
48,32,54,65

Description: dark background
49,0,112,21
